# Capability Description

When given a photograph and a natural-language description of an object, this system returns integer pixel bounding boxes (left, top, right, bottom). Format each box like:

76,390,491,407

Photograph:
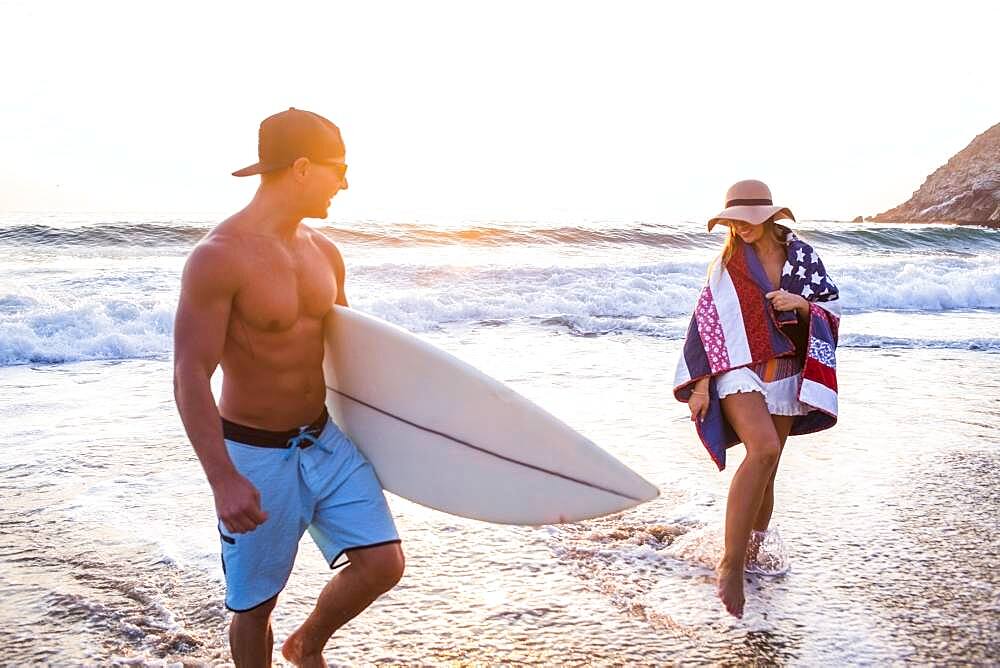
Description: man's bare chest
233,246,337,333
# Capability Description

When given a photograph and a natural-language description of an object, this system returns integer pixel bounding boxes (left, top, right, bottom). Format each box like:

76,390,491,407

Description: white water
2,216,999,365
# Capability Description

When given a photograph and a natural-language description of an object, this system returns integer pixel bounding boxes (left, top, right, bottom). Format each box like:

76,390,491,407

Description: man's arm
173,240,267,533
314,231,349,307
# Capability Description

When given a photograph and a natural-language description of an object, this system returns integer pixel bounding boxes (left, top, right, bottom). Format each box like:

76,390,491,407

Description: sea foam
2,219,998,366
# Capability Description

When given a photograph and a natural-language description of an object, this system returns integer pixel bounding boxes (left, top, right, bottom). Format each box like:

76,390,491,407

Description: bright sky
1,0,997,222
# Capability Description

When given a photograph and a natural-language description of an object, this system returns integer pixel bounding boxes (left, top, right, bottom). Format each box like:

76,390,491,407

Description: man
173,108,404,668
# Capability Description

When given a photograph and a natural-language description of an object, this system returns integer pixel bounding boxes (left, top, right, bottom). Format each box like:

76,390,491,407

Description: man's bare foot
716,560,745,618
281,626,329,668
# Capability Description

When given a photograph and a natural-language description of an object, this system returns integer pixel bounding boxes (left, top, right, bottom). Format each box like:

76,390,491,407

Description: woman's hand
766,289,810,317
688,389,710,423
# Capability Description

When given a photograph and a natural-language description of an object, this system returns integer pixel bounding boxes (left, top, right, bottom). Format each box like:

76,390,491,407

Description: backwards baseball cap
232,108,344,177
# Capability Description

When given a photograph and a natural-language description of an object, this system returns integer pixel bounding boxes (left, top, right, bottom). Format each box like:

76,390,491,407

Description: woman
673,180,842,618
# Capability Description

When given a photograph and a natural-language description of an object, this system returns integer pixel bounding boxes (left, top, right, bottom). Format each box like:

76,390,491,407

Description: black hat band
726,198,773,207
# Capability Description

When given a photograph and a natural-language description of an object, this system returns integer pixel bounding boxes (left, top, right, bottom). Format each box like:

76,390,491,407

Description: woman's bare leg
717,392,781,618
752,415,795,532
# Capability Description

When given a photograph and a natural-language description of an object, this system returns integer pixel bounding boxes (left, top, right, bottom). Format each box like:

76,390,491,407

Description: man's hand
212,471,269,534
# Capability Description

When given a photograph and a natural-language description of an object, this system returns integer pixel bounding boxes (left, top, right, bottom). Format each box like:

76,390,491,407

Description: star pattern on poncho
783,238,838,304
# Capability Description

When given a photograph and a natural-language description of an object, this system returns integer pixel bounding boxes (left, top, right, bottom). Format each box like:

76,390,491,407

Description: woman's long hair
709,214,793,279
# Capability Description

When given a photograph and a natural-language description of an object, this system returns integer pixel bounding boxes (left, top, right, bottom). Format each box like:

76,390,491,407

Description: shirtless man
173,108,404,667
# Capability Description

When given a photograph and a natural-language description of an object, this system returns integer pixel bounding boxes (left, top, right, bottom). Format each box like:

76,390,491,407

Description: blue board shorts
218,410,400,612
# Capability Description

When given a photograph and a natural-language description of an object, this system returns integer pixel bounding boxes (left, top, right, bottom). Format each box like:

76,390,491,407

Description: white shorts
716,366,809,416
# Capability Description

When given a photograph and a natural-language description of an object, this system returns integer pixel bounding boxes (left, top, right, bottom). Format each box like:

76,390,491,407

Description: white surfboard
323,306,659,525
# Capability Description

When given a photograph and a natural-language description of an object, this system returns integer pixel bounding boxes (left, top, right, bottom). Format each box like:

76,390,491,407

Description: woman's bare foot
281,626,329,668
716,559,745,618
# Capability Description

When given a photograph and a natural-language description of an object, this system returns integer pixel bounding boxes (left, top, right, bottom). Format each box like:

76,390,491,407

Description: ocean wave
4,219,996,253
2,255,999,365
2,300,997,367
0,221,713,250
354,262,705,332
0,297,173,366
837,258,1000,311
800,224,1000,255
336,223,713,249
839,334,1000,351
352,256,1000,322
0,223,209,248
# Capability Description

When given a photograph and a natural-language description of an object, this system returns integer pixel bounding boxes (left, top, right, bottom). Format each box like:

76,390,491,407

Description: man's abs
218,312,331,431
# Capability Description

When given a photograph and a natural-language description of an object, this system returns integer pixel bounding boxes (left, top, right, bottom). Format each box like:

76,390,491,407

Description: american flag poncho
673,227,841,470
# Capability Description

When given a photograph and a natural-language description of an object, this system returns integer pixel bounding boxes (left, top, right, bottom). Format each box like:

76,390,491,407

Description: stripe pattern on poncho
674,228,841,470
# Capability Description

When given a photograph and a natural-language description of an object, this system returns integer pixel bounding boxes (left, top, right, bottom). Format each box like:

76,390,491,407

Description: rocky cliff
871,122,1000,224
